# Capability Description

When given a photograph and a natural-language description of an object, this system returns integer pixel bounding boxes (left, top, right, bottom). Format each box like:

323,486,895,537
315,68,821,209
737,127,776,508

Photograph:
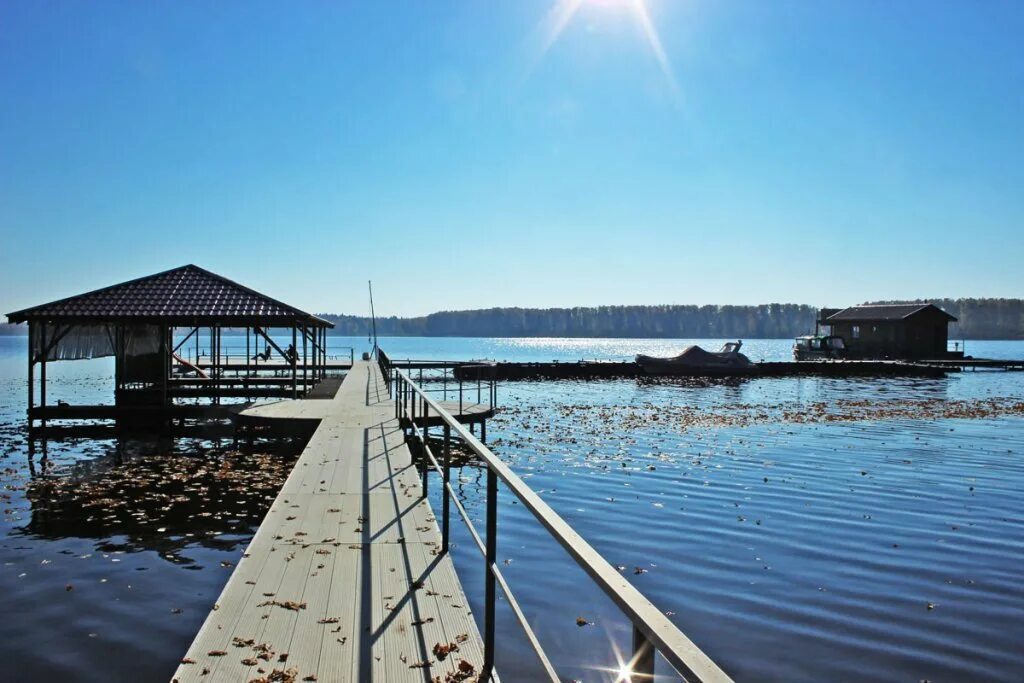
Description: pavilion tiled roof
826,304,956,323
6,265,333,327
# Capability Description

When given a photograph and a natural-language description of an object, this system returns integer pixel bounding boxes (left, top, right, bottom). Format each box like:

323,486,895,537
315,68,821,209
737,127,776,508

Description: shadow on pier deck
178,356,731,683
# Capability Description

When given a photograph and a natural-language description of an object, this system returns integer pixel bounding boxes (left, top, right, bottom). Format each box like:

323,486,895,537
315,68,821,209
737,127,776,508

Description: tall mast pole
368,280,378,358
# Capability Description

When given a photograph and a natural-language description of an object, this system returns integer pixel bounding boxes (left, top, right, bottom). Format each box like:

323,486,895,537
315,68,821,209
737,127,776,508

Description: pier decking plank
173,361,484,683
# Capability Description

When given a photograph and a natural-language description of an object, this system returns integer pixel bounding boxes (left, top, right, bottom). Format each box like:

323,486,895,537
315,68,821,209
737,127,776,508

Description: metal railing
378,352,497,416
379,351,732,683
191,344,355,365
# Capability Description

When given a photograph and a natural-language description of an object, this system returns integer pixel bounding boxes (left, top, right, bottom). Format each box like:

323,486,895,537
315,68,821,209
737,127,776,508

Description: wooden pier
174,361,487,682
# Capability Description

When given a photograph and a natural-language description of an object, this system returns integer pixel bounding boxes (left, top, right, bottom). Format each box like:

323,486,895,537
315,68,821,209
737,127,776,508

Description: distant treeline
869,299,1024,340
3,298,1021,339
323,304,820,339
323,299,1024,339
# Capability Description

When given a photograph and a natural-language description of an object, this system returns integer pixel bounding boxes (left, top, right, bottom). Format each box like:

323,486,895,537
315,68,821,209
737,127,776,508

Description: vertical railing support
422,398,429,497
632,625,655,681
483,468,498,681
442,423,451,553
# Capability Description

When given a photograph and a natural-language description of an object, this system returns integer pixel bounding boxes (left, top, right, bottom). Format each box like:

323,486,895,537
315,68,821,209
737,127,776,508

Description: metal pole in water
483,468,498,680
632,625,655,681
442,423,451,553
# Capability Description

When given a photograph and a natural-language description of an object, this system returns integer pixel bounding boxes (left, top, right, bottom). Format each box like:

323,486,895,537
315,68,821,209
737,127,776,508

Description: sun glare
530,0,681,104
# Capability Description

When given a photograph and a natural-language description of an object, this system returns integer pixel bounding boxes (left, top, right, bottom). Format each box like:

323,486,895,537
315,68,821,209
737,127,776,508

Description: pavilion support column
302,325,308,393
114,325,122,394
215,326,222,405
292,325,298,399
160,325,168,408
27,322,34,428
40,322,47,431
246,326,251,386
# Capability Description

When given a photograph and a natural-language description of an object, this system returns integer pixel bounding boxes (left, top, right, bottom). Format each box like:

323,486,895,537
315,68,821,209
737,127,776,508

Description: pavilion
6,264,336,432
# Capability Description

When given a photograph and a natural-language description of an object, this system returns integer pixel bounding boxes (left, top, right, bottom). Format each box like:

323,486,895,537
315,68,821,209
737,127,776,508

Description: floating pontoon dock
452,359,958,381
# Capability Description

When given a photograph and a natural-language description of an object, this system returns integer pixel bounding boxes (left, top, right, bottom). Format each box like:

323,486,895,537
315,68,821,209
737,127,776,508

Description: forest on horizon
2,298,1022,339
320,298,1023,340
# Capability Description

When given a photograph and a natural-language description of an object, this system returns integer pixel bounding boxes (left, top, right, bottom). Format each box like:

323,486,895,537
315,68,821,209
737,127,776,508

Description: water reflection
17,436,301,565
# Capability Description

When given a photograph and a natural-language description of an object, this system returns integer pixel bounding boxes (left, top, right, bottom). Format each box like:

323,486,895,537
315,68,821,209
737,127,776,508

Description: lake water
1,335,1023,681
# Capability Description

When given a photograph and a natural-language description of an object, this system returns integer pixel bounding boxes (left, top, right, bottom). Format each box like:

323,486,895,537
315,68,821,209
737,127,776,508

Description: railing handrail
386,356,732,683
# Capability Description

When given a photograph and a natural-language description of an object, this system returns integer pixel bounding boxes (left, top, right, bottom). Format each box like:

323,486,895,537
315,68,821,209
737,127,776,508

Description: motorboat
793,335,847,360
635,341,756,376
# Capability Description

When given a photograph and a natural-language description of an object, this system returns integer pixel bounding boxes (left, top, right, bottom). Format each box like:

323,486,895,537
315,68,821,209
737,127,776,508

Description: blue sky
2,1,1022,317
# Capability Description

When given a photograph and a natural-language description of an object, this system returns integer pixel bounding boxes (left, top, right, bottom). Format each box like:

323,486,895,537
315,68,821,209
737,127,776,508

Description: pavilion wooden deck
173,361,485,683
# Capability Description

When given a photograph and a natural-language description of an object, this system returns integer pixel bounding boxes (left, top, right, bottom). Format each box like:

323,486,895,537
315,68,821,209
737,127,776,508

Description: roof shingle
6,265,332,327
826,304,956,323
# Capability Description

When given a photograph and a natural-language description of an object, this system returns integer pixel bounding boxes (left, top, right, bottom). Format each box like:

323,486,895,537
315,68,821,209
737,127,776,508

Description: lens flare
527,0,681,105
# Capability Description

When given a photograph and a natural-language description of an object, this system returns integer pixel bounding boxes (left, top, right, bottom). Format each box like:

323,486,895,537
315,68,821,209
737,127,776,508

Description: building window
852,325,860,339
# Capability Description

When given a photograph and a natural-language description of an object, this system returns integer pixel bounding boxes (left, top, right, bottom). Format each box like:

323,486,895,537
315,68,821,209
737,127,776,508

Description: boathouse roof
826,303,956,323
6,264,334,327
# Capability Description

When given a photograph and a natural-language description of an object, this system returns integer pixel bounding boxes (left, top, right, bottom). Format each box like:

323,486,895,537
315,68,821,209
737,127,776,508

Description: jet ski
635,341,757,376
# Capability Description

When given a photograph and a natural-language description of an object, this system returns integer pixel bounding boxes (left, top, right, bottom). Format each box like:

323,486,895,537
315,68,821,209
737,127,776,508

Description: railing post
422,399,429,497
442,423,451,553
632,625,655,681
483,467,498,681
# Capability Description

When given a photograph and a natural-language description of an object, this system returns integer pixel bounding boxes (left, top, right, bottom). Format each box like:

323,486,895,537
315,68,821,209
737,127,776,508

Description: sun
530,0,681,102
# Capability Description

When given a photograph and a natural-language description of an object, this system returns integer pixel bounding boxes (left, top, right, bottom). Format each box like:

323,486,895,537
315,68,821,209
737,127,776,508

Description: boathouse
823,303,958,360
6,264,335,432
